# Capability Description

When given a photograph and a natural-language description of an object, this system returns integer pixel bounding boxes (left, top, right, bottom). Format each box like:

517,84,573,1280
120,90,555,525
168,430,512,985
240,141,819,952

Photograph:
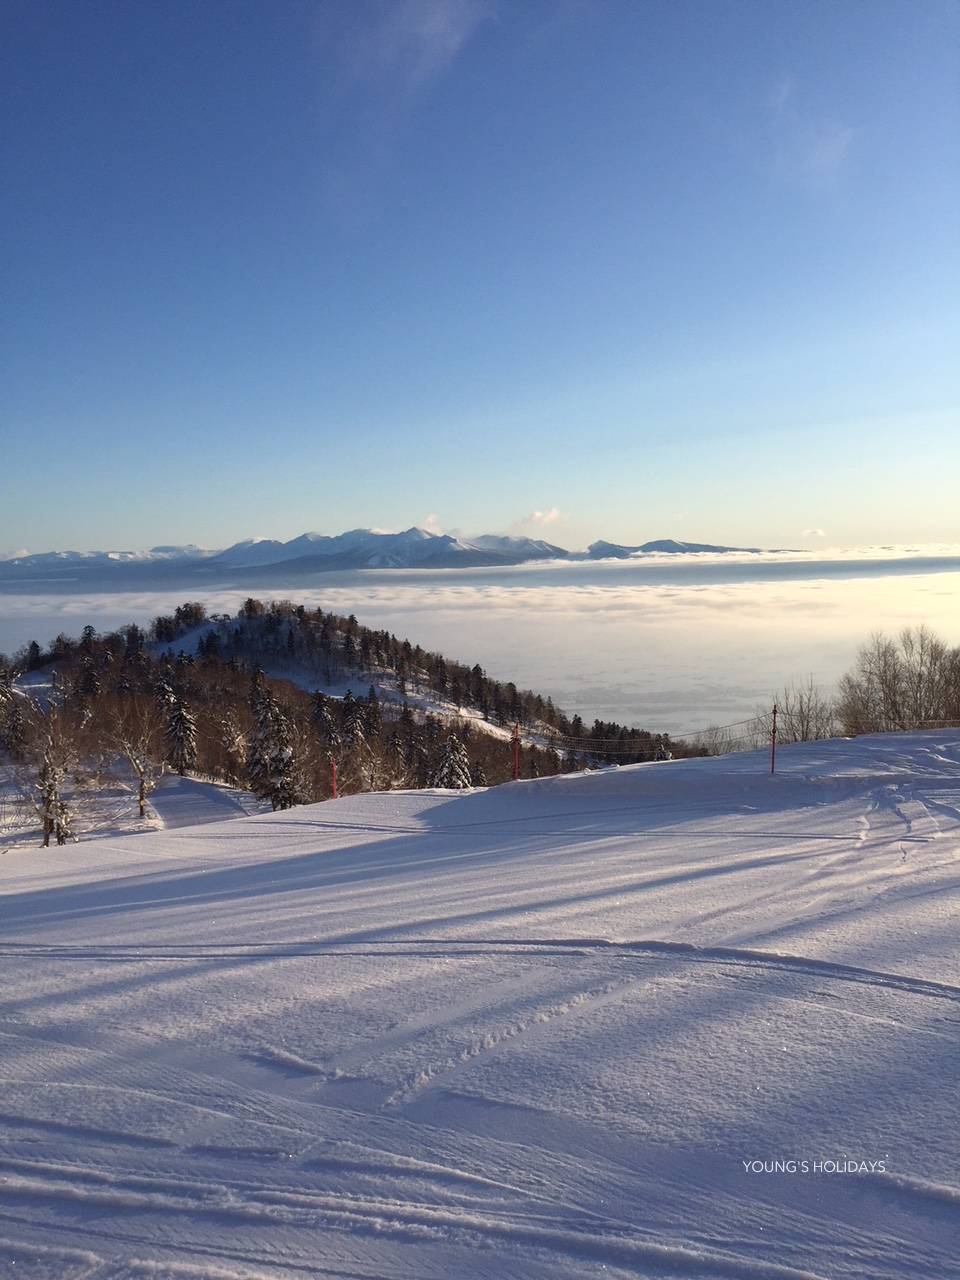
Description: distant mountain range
585,538,761,558
0,528,763,585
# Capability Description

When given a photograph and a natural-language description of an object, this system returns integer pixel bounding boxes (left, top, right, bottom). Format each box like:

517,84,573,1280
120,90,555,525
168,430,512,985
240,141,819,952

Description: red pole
331,757,338,799
770,704,778,775
513,722,521,781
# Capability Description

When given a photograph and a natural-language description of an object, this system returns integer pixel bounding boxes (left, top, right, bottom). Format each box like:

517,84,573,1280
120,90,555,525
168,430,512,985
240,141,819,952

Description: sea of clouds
2,550,958,731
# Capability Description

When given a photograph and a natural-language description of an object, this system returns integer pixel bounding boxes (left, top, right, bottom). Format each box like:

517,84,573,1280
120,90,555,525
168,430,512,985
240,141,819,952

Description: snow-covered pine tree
246,690,302,811
469,759,488,787
341,691,366,750
215,707,247,782
430,735,473,789
73,656,101,703
365,686,382,737
385,730,409,786
0,693,25,759
165,696,198,776
311,691,340,751
154,676,175,709
245,706,271,798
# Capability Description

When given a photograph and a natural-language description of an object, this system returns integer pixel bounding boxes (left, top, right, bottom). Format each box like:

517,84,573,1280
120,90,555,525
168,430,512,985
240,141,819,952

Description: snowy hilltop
2,730,959,1278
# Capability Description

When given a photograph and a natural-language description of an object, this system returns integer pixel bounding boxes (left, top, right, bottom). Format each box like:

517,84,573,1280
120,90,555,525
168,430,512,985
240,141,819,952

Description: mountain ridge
0,527,758,580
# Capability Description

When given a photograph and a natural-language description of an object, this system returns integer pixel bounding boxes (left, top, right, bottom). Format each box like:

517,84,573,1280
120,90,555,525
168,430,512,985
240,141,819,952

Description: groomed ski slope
1,733,958,1279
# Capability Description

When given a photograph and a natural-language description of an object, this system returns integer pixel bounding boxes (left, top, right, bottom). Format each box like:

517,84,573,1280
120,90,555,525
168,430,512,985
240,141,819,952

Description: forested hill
1,598,691,816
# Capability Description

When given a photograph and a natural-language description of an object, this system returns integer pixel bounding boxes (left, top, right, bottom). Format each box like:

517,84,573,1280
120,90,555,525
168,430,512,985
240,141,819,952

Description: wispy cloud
768,74,856,184
422,513,444,534
802,528,827,538
322,0,494,98
512,508,563,531
313,3,494,226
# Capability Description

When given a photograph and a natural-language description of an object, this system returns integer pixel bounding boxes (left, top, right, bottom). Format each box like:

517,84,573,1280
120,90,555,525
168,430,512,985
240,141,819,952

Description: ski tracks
383,977,632,1108
0,1153,836,1280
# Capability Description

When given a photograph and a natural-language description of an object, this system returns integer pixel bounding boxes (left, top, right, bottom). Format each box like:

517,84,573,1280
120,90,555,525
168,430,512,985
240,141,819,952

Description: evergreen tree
0,668,26,759
155,684,174,716
165,697,198,776
124,624,144,658
469,759,488,787
365,685,382,736
430,735,473,789
341,691,366,749
247,691,302,811
311,690,340,750
249,667,266,709
410,731,432,788
73,656,101,702
1,694,25,759
199,631,221,661
385,731,409,785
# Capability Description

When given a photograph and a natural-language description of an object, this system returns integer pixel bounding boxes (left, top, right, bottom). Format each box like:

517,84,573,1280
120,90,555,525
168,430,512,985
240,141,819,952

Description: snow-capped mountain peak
0,527,768,581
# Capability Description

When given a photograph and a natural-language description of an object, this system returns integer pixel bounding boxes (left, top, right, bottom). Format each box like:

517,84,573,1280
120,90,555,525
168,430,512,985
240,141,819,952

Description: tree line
3,604,956,847
697,625,960,754
2,597,681,844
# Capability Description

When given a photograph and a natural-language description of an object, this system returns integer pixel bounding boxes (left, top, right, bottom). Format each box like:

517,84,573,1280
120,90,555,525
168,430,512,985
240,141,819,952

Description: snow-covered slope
0,526,564,578
2,733,959,1278
587,538,762,557
0,769,268,851
209,537,288,567
0,545,212,569
1,529,775,578
467,533,569,559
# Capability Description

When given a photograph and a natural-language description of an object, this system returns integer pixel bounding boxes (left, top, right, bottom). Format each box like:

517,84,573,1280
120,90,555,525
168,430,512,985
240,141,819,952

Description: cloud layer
3,556,958,730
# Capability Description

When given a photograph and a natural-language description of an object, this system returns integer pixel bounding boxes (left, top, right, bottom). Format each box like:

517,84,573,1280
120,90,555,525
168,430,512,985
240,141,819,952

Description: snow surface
1,733,959,1278
1,773,268,852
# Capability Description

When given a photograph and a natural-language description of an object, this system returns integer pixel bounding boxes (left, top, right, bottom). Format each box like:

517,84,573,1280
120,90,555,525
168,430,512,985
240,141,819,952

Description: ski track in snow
1,732,959,1278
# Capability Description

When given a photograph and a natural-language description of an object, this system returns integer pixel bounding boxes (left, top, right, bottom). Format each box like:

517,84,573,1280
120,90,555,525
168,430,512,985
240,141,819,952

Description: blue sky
2,0,957,554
